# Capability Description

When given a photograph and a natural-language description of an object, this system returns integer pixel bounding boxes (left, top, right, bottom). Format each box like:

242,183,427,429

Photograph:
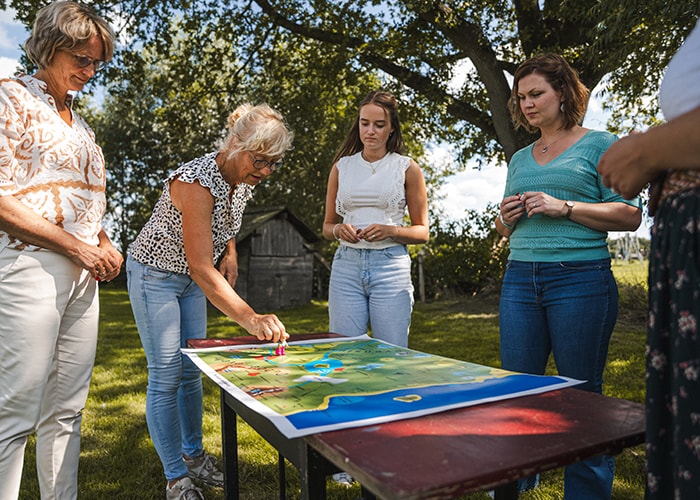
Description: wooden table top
188,333,645,499
306,388,644,499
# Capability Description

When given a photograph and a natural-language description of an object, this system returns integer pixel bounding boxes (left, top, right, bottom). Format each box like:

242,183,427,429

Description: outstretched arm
597,104,700,199
171,179,287,342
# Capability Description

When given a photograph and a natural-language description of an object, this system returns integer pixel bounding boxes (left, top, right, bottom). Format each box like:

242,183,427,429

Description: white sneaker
331,472,354,487
166,477,204,500
184,452,224,487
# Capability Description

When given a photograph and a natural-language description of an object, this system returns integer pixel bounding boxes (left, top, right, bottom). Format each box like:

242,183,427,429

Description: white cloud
434,163,506,218
0,56,21,77
0,10,25,47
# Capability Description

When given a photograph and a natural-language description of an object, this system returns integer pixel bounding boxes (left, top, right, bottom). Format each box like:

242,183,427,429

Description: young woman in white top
323,90,429,348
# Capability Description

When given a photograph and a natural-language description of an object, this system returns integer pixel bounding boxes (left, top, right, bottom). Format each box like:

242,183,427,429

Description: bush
416,204,507,299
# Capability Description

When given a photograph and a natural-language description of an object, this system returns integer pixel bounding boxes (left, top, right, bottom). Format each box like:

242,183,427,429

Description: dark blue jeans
499,258,617,499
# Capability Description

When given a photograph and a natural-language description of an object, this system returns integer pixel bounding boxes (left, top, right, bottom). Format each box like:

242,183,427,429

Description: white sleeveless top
659,19,700,121
335,151,410,249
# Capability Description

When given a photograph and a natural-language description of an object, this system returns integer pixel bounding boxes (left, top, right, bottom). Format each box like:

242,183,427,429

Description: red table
189,334,645,500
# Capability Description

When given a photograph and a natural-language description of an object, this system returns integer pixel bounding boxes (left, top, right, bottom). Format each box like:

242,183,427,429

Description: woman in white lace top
0,3,120,498
323,90,429,348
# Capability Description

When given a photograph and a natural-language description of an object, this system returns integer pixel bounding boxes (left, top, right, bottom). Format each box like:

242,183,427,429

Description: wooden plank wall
235,216,316,311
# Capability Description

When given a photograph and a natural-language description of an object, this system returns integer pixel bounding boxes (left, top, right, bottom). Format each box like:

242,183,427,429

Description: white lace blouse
0,74,106,251
335,151,410,249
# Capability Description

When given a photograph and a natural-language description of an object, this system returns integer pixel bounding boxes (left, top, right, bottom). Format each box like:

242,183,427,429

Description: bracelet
332,224,341,240
499,213,514,229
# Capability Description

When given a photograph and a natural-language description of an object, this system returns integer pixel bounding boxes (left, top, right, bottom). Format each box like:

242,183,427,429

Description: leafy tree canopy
2,0,697,251
5,0,697,161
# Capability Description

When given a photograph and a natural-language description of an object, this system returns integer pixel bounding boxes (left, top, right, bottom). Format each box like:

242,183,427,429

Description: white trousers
0,248,99,500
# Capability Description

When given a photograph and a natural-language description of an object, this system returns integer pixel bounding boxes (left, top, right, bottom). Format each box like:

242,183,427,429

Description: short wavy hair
221,104,294,160
508,53,590,133
24,1,115,70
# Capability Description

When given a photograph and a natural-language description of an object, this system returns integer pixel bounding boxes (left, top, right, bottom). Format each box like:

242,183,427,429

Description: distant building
233,206,326,311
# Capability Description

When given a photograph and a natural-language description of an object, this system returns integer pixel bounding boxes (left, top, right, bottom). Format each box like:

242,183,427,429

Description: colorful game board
183,335,582,438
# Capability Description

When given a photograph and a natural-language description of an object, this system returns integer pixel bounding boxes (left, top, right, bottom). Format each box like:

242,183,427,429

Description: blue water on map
286,373,575,430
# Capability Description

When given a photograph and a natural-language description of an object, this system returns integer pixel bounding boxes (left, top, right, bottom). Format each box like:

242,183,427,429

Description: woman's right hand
334,223,362,243
500,194,525,227
241,313,288,343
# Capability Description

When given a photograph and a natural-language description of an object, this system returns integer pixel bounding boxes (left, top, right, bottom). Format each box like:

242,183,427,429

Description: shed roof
237,206,320,243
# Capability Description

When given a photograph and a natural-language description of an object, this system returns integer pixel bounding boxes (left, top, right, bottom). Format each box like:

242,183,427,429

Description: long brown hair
332,90,406,164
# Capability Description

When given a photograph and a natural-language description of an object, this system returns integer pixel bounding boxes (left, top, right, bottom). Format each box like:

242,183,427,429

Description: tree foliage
247,0,699,161
4,0,697,162
419,204,507,298
1,0,695,271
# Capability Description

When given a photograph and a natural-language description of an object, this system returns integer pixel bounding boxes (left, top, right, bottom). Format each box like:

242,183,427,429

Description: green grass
18,262,648,499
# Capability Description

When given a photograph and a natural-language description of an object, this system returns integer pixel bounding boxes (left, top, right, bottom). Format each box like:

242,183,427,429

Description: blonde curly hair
220,103,294,160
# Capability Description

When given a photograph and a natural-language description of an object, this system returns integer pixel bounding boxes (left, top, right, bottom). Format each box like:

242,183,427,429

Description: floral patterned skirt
646,187,700,499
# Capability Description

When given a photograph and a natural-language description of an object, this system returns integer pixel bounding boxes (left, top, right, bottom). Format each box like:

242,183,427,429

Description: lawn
18,260,648,499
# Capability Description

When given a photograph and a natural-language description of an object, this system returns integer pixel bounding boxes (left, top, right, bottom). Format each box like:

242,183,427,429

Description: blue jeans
499,258,617,499
328,245,414,347
126,256,206,481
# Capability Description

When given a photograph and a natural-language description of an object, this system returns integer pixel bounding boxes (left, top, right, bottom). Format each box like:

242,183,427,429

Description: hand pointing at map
240,313,288,343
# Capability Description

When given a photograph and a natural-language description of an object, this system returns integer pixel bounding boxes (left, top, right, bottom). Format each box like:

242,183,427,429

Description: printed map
183,335,582,438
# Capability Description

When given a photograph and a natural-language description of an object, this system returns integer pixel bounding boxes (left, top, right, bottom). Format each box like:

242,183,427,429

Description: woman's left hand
358,224,392,242
520,192,563,218
218,241,239,287
96,239,124,282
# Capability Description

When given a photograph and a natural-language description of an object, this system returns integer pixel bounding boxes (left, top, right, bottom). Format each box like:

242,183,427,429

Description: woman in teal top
495,53,642,499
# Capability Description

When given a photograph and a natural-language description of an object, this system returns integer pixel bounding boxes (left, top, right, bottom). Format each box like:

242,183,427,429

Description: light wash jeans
0,248,99,500
126,256,207,482
328,245,414,347
499,258,617,499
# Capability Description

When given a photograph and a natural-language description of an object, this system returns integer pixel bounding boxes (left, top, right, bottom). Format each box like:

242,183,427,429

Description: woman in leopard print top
126,103,293,499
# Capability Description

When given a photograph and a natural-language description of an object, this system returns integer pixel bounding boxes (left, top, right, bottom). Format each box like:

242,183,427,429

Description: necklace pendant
542,146,548,153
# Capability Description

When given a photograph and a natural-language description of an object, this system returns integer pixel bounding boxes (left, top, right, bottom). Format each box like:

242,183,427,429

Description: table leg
221,388,239,500
298,444,328,500
278,452,286,500
494,482,518,500
360,485,377,499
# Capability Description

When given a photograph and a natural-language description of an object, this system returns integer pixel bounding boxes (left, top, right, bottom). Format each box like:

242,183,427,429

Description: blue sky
0,7,649,238
0,8,27,76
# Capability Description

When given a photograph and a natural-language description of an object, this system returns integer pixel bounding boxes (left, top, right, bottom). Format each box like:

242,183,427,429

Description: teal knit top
505,130,641,262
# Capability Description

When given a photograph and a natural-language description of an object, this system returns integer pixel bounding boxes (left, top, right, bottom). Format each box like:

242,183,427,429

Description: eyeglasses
248,152,284,172
70,53,105,72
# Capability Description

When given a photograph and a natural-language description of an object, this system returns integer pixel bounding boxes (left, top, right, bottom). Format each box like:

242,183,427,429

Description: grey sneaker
184,452,224,488
165,477,204,500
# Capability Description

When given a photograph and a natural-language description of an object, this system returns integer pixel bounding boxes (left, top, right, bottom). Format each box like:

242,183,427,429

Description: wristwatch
565,201,575,219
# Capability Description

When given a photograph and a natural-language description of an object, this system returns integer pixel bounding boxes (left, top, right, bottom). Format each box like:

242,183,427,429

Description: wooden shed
233,206,323,311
